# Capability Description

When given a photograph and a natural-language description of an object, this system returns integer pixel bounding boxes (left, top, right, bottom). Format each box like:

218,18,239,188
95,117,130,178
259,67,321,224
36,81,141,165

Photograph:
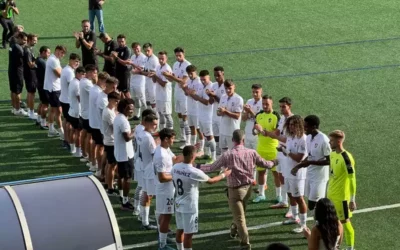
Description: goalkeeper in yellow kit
327,130,356,250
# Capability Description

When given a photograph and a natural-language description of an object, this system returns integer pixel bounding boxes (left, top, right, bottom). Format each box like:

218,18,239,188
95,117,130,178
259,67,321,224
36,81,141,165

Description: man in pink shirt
199,129,277,250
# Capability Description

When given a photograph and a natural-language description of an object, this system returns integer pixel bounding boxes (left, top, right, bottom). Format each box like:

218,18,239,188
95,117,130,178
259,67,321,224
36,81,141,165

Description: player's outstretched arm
207,168,231,184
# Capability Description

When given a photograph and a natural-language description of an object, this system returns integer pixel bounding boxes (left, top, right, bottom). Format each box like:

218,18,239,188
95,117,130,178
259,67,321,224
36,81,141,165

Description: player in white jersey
279,115,308,233
293,115,331,212
154,128,184,250
96,76,118,178
88,72,108,172
140,43,159,112
217,79,244,154
150,51,173,130
137,114,159,230
242,84,263,183
183,65,204,151
269,97,294,211
172,145,231,250
102,91,120,197
162,47,191,143
59,53,80,151
113,98,136,211
207,66,226,156
132,109,156,216
129,42,147,119
79,65,97,165
67,66,86,158
188,69,217,161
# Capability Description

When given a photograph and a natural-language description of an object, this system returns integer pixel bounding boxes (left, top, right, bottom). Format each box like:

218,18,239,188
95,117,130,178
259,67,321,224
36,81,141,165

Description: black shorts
104,145,116,165
37,87,49,104
9,71,24,94
80,117,92,133
24,73,37,93
60,102,70,121
47,90,61,108
117,158,134,179
116,71,130,93
91,128,104,145
69,116,82,130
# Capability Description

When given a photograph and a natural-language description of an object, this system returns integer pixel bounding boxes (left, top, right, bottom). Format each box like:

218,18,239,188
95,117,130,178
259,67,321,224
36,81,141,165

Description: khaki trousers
228,184,252,249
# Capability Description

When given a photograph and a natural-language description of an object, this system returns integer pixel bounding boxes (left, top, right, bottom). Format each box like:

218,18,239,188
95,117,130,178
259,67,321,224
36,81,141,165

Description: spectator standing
89,0,105,33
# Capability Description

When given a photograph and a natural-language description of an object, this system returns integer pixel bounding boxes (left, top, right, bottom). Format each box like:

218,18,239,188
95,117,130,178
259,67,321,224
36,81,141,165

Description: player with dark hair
141,43,159,111
43,45,67,138
68,66,86,158
114,98,135,210
23,33,38,120
243,84,263,183
154,128,183,249
35,46,51,129
96,32,117,76
111,34,131,98
137,114,159,230
129,42,146,119
9,31,27,116
162,47,191,145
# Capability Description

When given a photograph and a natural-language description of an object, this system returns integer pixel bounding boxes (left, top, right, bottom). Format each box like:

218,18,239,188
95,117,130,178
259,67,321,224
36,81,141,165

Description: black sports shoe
35,120,40,126
107,189,120,197
20,101,27,109
40,125,49,130
132,116,140,121
121,202,135,211
140,224,158,230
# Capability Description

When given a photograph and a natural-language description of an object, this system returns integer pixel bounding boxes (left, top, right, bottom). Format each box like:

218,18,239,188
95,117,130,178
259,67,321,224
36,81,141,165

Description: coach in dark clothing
89,0,105,33
75,19,97,67
111,34,131,98
97,32,117,76
9,32,27,114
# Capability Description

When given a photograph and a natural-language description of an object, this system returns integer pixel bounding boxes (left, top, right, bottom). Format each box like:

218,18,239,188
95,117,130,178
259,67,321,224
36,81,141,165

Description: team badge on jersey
268,118,272,123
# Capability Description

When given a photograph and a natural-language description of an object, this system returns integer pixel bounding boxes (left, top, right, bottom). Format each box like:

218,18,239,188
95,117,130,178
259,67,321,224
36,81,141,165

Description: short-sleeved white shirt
306,131,331,182
43,54,61,92
244,98,262,137
154,146,175,194
133,124,145,170
172,163,210,213
130,53,146,81
102,107,116,146
68,78,81,118
211,82,226,122
218,93,244,136
79,78,93,119
155,63,173,102
144,54,160,83
59,65,74,103
285,134,308,180
88,85,103,129
277,114,293,147
173,60,191,101
113,113,134,162
197,82,213,122
137,131,157,179
96,91,108,133
187,77,203,115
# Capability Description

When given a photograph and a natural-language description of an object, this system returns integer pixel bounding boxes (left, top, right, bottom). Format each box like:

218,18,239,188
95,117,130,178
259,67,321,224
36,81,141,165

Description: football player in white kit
217,79,244,154
141,43,159,112
188,70,217,161
269,97,294,212
172,145,231,250
242,84,263,183
293,115,331,211
132,109,156,216
162,47,191,144
129,42,147,120
280,115,308,233
183,65,204,150
137,113,159,230
154,128,184,250
207,66,226,156
150,51,173,130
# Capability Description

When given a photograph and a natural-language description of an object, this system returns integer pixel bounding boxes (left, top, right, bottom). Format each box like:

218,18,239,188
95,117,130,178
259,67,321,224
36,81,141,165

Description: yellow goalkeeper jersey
327,150,356,201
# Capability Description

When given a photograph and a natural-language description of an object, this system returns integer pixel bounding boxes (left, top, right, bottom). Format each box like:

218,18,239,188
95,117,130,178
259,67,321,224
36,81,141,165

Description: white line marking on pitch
123,203,400,249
